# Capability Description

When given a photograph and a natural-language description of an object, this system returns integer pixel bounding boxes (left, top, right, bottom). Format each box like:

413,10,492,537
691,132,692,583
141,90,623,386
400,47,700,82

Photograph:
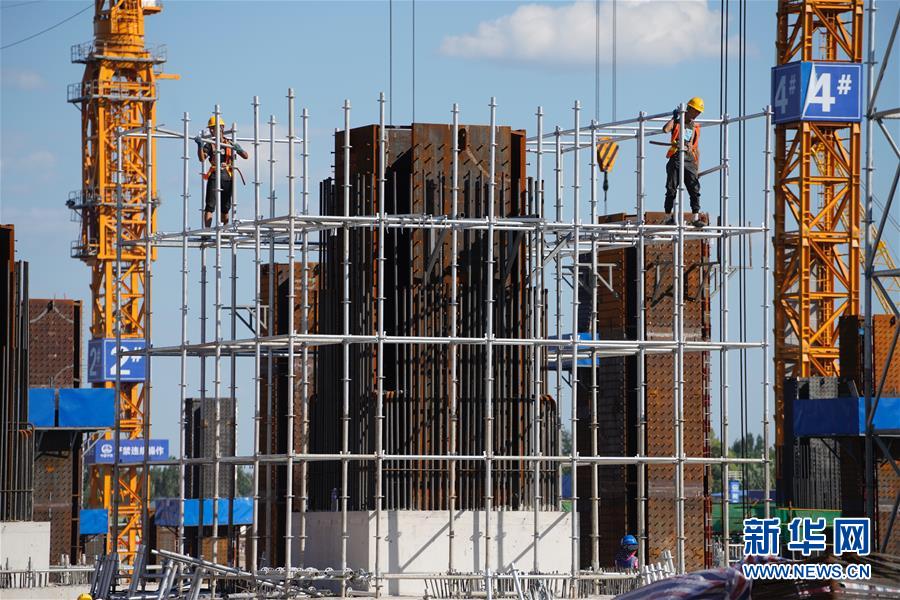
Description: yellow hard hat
687,97,705,113
207,115,224,127
77,594,93,600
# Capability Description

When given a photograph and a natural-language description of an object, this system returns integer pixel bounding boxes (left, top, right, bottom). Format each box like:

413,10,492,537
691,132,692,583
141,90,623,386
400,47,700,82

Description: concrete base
293,510,574,596
0,522,51,571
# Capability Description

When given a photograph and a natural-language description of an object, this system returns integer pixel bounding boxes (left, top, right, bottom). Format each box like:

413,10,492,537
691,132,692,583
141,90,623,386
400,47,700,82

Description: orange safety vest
666,122,700,162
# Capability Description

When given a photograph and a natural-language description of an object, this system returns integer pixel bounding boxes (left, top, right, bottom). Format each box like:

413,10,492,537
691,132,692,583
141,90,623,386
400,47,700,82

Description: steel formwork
112,92,773,594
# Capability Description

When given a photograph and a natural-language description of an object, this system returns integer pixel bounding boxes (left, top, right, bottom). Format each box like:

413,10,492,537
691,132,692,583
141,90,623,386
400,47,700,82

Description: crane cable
0,2,90,51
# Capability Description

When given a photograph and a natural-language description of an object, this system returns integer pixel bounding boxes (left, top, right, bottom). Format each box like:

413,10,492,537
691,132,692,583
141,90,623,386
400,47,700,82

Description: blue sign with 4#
771,61,862,124
87,338,147,383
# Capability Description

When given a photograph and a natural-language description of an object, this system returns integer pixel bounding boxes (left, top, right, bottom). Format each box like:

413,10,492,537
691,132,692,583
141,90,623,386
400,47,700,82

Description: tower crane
67,0,173,563
773,0,863,498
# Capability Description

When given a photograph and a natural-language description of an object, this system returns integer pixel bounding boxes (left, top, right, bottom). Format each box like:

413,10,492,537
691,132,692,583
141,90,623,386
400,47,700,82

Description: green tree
709,431,774,494
149,464,180,499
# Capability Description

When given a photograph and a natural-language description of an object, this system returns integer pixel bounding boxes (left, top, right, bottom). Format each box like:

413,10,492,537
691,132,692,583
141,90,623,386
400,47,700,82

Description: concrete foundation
294,510,574,595
0,521,50,571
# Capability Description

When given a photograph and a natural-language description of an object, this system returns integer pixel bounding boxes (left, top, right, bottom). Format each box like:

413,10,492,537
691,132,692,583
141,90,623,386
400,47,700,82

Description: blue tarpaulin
793,396,900,437
28,388,56,427
28,387,115,429
154,498,253,527
79,509,108,535
58,388,115,428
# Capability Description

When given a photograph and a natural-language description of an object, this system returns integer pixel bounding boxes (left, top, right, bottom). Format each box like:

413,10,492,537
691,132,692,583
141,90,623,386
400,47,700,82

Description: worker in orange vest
194,116,248,228
662,97,704,227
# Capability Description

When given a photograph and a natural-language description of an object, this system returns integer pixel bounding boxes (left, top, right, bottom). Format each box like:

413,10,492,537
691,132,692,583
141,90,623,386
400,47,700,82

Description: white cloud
17,150,57,171
440,0,730,68
1,68,46,91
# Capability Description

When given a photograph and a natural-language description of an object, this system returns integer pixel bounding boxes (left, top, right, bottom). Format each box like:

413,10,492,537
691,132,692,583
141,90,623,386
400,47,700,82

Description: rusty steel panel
873,314,900,396
576,212,711,571
33,435,82,565
878,459,900,555
257,262,320,567
311,123,558,515
27,299,82,389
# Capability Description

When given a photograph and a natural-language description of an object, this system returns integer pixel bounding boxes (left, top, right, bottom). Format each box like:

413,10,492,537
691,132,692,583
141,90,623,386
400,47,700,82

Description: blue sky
2,0,898,456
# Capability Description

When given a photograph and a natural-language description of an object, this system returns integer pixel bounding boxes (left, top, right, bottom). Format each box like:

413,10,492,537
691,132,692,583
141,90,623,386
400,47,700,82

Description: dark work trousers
204,176,234,218
664,155,701,213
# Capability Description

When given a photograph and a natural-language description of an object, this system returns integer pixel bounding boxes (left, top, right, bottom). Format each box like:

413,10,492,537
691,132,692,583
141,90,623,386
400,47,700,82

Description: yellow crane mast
67,0,166,563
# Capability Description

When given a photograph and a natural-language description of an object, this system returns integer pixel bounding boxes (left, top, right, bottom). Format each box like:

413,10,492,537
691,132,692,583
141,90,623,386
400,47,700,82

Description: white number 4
775,75,789,114
806,68,835,113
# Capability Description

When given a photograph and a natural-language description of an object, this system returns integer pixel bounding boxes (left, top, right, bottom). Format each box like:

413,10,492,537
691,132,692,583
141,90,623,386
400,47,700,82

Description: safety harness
203,142,245,184
666,122,700,163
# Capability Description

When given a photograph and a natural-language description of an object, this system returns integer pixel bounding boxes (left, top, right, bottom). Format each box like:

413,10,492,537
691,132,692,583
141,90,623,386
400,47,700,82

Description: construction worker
615,534,639,569
662,97,704,227
194,116,248,227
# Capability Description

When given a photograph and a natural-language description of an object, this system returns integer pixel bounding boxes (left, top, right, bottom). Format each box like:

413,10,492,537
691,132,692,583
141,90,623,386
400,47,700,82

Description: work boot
664,214,676,225
691,213,705,228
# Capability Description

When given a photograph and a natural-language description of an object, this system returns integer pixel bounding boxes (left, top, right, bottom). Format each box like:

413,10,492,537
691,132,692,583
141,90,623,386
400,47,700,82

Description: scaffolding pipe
589,119,600,573
762,106,772,520
265,113,276,564
228,118,240,566
285,88,297,568
674,103,686,573
484,96,497,577
635,110,647,564
250,97,261,571
375,92,387,597
449,101,460,574
569,100,581,581
112,129,124,557
720,113,731,559
340,99,352,598
864,0,877,528
531,105,544,573
299,104,311,568
211,103,223,568
178,112,191,555
142,118,153,550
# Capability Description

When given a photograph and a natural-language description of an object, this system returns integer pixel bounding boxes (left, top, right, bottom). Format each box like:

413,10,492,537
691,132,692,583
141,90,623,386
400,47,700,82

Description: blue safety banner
87,438,169,464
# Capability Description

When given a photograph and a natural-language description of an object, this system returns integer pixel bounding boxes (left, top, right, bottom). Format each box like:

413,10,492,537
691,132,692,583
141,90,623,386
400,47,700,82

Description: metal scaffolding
864,0,900,554
112,91,774,595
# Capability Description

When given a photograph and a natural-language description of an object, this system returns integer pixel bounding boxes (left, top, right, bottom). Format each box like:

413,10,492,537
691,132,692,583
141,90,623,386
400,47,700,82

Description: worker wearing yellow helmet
662,97,704,227
193,115,249,228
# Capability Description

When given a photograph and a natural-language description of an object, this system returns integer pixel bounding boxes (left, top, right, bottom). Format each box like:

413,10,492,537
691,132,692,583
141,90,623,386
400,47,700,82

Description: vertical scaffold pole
484,96,498,584
449,102,460,574
285,88,297,569
375,92,387,597
636,110,647,564
570,100,582,583
340,99,352,598
532,105,544,573
250,97,261,571
178,112,190,555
